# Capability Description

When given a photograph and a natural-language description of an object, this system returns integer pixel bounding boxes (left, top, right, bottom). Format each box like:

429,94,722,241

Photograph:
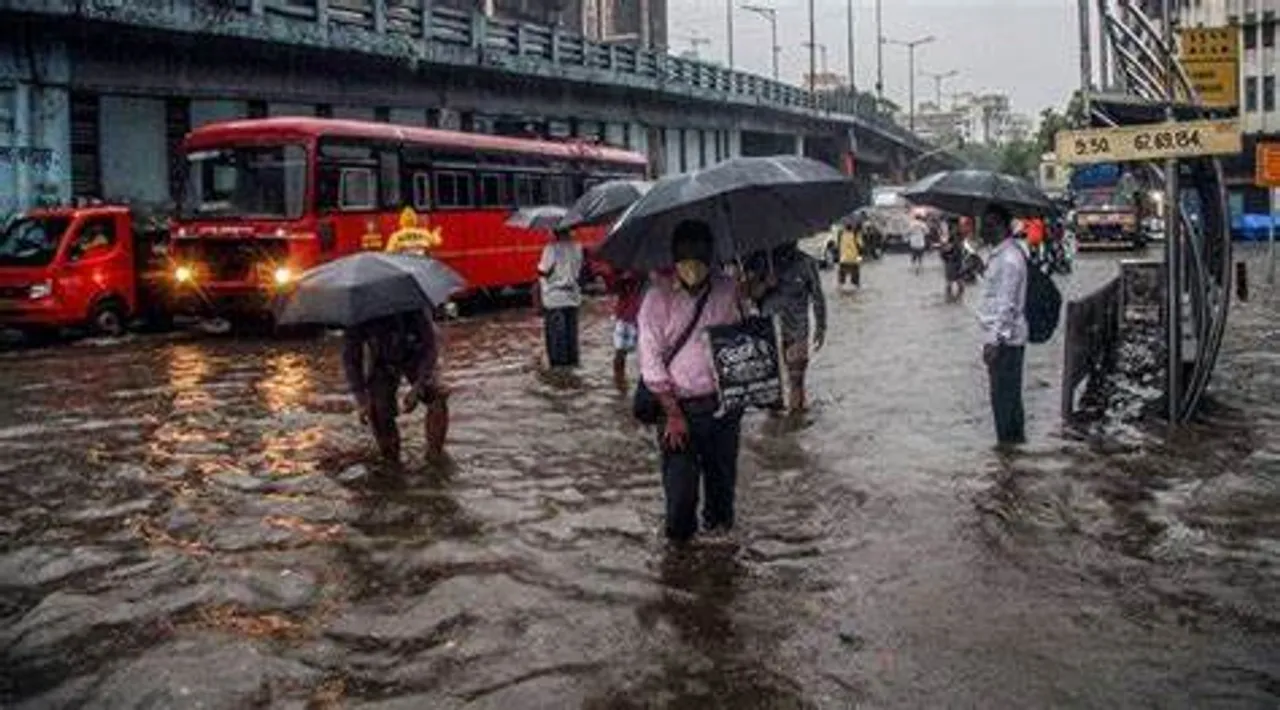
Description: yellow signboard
1179,27,1238,60
1178,26,1239,109
1177,61,1239,108
1258,142,1280,188
1055,119,1243,166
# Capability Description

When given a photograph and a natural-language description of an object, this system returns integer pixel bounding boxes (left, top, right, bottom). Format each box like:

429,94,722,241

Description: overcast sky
667,0,1081,119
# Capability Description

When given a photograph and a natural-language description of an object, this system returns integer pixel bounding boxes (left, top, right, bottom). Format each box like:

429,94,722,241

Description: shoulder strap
663,285,714,367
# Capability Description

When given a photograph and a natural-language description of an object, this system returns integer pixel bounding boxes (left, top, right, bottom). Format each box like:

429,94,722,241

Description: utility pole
875,0,884,99
742,4,779,81
846,0,855,90
1077,0,1093,115
920,69,959,107
726,0,735,69
883,35,936,131
1161,0,1181,426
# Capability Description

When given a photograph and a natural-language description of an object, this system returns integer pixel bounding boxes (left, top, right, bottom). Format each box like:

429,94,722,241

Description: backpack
1024,255,1062,344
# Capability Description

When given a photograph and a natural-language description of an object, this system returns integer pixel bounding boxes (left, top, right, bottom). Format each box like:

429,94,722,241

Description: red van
0,205,171,337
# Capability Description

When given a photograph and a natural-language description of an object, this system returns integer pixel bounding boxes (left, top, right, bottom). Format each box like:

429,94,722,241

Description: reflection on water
0,253,1277,708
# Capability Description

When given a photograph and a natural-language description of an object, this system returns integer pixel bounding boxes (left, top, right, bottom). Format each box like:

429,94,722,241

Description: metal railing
1061,277,1122,423
221,0,931,152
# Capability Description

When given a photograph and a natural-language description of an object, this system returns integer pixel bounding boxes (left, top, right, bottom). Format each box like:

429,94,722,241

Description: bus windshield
0,216,71,267
181,145,307,220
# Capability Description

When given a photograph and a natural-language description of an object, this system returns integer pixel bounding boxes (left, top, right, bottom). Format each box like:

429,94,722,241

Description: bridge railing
225,0,933,152
1061,276,1122,424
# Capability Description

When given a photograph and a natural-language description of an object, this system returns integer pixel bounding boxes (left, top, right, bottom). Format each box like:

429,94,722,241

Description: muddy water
1,253,1276,709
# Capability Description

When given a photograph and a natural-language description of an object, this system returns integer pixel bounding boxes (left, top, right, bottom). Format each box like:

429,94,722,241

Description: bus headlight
273,267,293,286
174,265,194,284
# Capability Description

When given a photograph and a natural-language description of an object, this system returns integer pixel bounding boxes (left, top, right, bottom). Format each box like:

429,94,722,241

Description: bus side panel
431,210,542,293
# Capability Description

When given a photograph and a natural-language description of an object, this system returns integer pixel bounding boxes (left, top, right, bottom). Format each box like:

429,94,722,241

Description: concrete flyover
0,0,963,214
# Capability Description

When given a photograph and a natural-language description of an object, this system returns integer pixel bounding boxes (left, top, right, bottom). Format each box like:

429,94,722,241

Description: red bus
169,117,647,317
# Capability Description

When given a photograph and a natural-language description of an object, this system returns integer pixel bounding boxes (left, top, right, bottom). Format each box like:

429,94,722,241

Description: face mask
675,259,709,289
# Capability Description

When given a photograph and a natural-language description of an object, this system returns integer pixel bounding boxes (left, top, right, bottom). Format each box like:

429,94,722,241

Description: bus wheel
91,299,127,337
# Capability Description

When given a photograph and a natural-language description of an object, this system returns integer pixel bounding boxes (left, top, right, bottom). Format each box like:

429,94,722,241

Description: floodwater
1,251,1276,709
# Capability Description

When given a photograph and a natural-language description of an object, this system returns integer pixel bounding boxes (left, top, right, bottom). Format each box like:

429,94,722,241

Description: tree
998,140,1041,180
1035,91,1086,155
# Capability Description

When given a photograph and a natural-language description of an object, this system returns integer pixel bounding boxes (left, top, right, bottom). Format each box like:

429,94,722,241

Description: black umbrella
556,179,652,231
275,252,465,327
599,156,858,271
901,169,1056,217
505,205,568,231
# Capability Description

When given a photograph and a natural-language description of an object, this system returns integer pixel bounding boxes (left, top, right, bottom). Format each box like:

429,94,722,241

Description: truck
1068,163,1147,250
864,185,915,251
0,204,172,339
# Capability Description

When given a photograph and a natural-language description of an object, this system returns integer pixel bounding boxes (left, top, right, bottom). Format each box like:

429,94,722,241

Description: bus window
378,150,401,208
546,175,571,206
411,172,431,210
435,171,474,208
339,167,377,211
514,174,546,206
478,173,507,207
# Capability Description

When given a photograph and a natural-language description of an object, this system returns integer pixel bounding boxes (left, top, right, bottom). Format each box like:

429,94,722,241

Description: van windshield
181,145,307,220
0,216,71,267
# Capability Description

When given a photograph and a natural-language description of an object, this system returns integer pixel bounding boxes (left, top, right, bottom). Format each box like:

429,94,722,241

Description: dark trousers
660,402,742,542
543,307,580,367
987,344,1026,445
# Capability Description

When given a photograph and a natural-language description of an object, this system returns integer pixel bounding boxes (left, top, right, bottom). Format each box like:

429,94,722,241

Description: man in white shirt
907,218,928,273
536,229,585,367
976,205,1028,447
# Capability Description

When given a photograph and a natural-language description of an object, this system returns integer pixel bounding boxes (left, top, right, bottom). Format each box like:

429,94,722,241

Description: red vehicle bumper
168,281,285,318
0,297,86,329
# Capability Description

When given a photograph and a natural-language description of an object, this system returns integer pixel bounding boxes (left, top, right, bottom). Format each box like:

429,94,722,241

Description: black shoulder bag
633,286,713,425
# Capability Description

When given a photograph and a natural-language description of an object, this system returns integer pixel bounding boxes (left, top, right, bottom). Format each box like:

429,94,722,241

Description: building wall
99,96,168,207
0,36,71,217
1179,0,1278,213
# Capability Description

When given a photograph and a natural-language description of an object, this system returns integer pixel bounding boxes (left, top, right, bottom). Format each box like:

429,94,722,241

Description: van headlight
273,267,293,286
174,265,194,284
29,280,52,300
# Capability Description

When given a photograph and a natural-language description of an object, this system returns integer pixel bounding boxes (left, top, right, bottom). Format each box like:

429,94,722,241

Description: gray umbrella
599,156,857,271
902,169,1056,217
275,252,465,327
505,205,569,231
556,179,652,231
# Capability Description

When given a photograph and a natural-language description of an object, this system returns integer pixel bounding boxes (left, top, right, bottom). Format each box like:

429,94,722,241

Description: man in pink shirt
637,220,744,543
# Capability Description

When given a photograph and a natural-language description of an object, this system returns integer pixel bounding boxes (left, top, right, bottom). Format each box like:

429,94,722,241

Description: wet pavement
1,250,1277,709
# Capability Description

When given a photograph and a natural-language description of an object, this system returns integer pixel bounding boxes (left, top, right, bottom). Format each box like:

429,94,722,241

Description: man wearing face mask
637,220,745,544
976,205,1028,447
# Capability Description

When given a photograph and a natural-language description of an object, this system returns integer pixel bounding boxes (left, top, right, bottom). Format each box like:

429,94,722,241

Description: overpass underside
0,8,933,213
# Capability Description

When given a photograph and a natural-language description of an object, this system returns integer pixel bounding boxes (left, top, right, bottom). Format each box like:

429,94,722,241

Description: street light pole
808,0,816,96
875,0,884,99
920,69,959,107
846,0,855,90
726,0,734,69
741,4,779,81
884,35,936,131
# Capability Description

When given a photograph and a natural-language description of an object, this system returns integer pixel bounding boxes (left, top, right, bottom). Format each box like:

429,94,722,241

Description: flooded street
2,251,1277,709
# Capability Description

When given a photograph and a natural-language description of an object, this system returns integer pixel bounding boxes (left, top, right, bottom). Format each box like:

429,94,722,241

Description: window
546,175,571,206
1264,20,1276,48
68,218,116,262
182,144,307,219
1245,23,1257,50
478,173,507,207
0,216,70,267
412,172,431,210
513,173,546,206
1265,76,1277,112
1246,76,1259,112
434,170,474,208
339,168,376,210
378,150,400,207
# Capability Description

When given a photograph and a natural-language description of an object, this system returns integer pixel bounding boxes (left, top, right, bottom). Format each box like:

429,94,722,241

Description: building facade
910,92,1033,147
1179,0,1278,214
